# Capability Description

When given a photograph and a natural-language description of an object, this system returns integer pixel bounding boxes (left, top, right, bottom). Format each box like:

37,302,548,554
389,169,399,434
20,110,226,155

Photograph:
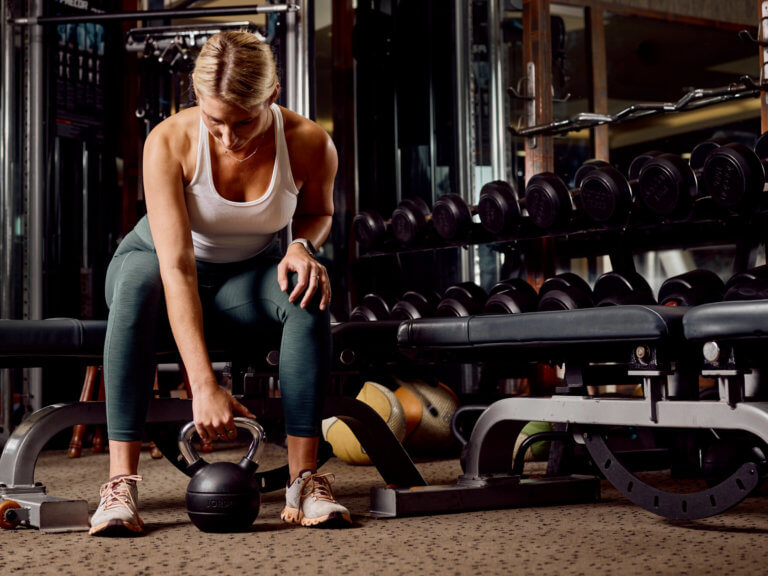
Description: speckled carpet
2,441,767,576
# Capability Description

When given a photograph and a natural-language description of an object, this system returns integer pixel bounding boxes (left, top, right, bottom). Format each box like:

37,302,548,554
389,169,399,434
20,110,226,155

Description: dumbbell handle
635,140,726,219
525,160,612,230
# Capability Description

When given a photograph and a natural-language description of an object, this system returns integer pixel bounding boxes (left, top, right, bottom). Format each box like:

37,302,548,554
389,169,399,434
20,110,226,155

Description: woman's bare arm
142,116,254,440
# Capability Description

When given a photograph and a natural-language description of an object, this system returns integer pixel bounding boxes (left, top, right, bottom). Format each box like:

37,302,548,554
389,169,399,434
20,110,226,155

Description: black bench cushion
397,305,686,363
0,319,108,357
683,299,768,342
0,318,405,370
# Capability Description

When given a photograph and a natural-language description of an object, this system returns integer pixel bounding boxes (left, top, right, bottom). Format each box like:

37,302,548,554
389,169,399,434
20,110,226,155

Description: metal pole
487,0,507,181
760,0,768,132
454,0,472,202
285,3,297,115
25,0,44,410
10,3,299,26
0,0,9,443
284,0,308,118
1,0,14,320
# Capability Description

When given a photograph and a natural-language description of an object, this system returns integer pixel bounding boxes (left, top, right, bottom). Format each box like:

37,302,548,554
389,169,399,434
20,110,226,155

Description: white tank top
184,103,299,263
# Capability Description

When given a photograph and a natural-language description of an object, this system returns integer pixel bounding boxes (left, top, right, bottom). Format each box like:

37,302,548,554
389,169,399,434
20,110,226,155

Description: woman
89,31,350,536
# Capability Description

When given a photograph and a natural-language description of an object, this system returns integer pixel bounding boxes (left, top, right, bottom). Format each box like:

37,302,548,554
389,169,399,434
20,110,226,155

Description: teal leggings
103,219,331,441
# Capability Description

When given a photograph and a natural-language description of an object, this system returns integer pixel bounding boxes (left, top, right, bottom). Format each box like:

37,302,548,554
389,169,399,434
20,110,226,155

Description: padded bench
397,304,688,364
396,305,693,395
370,304,768,522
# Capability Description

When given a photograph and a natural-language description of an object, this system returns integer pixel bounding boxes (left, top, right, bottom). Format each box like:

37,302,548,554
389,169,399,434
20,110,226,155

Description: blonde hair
192,31,278,109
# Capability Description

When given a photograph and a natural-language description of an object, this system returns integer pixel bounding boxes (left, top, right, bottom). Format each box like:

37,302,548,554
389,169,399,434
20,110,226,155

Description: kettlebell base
188,511,258,533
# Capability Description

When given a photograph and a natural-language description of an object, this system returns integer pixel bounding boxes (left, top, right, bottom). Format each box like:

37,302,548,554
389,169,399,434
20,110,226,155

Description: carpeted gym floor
1,441,767,576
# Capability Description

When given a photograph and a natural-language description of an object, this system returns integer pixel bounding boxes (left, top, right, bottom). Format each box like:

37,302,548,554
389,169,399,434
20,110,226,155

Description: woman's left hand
278,242,331,310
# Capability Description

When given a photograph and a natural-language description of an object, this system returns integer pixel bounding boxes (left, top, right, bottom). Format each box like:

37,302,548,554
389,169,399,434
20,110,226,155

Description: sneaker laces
300,473,337,504
98,475,142,513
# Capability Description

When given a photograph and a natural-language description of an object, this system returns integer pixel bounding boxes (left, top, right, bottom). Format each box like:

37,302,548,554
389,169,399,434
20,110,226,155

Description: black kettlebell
178,417,266,533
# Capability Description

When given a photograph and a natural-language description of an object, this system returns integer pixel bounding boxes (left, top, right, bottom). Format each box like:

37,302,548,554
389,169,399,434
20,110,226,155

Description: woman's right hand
191,383,257,442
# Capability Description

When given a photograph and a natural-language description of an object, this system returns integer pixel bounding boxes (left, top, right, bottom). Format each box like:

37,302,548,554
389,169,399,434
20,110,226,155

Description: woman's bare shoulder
279,106,336,162
280,107,332,143
145,106,200,155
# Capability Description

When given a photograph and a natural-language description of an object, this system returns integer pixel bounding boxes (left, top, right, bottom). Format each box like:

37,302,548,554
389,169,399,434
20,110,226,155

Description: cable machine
0,1,308,434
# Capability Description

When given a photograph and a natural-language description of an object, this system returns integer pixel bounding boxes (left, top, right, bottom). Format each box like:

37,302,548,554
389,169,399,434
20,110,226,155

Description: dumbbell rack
353,136,768,521
359,207,768,286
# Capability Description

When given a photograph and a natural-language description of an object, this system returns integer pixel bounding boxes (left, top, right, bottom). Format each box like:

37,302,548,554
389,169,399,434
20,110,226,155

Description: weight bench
372,304,768,521
0,318,425,532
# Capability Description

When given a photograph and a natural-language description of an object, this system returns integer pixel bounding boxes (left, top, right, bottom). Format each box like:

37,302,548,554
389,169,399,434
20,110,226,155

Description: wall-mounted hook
738,28,764,46
739,23,768,46
508,76,532,101
553,88,571,103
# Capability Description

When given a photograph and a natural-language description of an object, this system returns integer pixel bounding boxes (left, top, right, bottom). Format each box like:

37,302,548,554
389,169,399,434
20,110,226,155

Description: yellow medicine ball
322,381,406,465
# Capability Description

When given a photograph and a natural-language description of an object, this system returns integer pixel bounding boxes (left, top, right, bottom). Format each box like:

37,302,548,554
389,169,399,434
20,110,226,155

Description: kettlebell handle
179,417,266,471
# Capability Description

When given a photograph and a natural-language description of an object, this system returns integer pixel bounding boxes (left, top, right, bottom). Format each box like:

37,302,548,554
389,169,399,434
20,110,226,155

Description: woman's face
198,95,271,154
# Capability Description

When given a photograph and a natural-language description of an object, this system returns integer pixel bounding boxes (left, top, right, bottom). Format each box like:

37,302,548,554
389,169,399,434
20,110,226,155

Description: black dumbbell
576,152,661,225
635,139,723,219
436,282,488,317
431,181,525,241
482,277,539,314
477,180,526,237
390,290,441,320
390,197,434,247
658,269,725,307
593,271,656,306
524,160,611,230
724,265,768,301
700,132,768,214
352,209,391,251
429,194,478,242
725,264,768,291
349,293,395,321
353,197,432,250
537,272,595,311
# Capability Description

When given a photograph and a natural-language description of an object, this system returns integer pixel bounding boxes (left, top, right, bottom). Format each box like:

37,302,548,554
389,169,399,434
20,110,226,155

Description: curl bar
511,75,768,138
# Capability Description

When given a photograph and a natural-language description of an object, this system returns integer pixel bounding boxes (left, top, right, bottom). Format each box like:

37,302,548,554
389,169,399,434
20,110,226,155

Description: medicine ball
322,381,407,465
513,421,554,462
393,378,460,455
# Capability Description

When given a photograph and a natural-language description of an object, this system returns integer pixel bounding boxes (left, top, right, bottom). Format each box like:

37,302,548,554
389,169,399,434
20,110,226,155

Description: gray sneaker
89,475,143,536
280,471,352,527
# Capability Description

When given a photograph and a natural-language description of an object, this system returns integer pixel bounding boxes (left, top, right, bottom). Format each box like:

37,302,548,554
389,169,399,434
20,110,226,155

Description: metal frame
8,3,299,26
371,376,768,519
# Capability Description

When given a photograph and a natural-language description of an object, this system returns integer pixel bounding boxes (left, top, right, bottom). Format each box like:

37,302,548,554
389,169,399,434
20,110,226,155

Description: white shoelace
99,475,142,513
300,473,337,503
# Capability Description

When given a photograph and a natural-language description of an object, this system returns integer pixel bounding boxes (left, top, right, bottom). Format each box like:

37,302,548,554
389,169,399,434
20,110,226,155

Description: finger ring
314,275,320,279
228,429,236,436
